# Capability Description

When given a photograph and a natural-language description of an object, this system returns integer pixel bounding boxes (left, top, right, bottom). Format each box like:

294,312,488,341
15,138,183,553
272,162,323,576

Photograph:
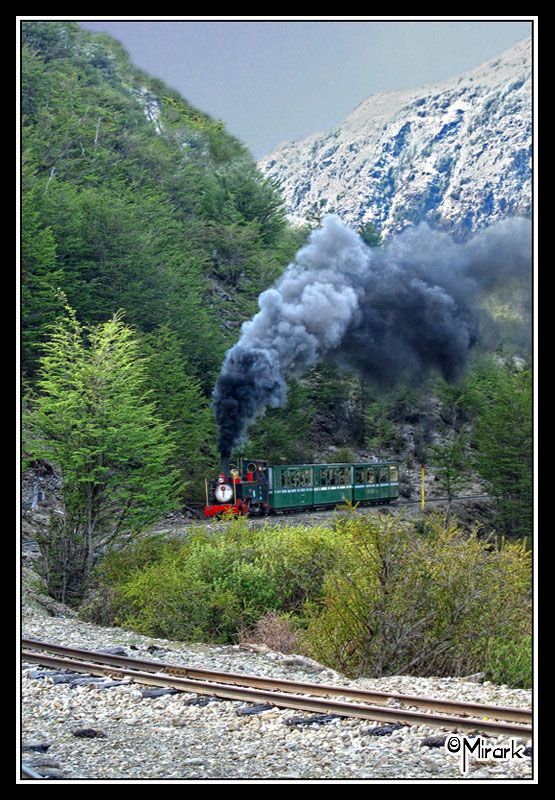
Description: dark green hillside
21,21,300,386
21,23,531,541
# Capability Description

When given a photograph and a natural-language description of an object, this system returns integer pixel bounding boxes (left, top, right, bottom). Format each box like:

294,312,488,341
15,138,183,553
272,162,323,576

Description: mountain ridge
259,39,532,239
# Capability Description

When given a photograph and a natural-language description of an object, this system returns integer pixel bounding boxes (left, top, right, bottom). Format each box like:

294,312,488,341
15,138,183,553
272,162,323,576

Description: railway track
22,639,531,738
397,494,491,506
264,494,492,520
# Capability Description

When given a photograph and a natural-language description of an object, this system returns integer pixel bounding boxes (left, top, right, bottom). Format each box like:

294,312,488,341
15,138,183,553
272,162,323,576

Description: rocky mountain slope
259,39,531,239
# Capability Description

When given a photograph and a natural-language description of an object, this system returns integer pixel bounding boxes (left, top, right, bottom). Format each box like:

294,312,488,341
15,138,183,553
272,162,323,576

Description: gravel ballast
21,591,533,781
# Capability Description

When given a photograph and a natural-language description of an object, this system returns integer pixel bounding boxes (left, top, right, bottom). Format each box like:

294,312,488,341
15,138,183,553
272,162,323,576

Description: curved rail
22,639,531,737
21,763,44,780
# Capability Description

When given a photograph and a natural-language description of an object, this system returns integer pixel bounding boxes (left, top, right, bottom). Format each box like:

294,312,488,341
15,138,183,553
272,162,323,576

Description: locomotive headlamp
215,483,233,502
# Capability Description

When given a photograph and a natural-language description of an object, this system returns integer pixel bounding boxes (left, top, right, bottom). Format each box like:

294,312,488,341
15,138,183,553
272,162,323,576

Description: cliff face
259,40,531,239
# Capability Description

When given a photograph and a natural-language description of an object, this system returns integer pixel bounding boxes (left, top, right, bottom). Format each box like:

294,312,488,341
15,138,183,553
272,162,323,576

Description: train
204,458,400,518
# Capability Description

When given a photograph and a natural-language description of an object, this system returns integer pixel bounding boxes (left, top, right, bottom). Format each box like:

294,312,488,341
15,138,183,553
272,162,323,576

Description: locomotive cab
204,459,270,518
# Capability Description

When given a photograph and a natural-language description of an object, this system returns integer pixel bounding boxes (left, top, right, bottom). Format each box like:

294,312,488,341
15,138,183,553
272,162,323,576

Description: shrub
239,612,300,654
89,513,531,687
254,524,344,612
91,518,344,642
302,513,531,683
484,634,532,689
333,447,355,464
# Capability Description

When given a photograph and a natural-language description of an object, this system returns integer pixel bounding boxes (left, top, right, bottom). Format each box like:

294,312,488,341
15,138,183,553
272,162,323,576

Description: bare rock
72,728,107,739
22,741,52,753
280,654,328,673
462,672,486,683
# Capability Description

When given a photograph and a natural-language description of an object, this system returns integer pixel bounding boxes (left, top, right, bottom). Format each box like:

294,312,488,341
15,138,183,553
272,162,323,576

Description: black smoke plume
214,216,531,459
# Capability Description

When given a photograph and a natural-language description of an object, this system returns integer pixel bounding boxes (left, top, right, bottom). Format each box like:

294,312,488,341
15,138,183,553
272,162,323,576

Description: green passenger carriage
269,462,399,510
204,459,399,517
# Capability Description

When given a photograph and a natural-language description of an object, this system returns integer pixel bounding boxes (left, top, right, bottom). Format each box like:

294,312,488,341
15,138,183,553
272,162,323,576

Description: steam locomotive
204,458,399,517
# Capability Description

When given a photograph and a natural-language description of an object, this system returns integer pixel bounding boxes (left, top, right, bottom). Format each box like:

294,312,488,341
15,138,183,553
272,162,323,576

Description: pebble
22,741,52,752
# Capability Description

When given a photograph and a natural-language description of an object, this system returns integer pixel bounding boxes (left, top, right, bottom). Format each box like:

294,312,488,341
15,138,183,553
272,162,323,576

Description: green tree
141,324,216,501
25,301,181,603
21,179,64,376
358,220,382,248
245,378,314,464
466,362,532,539
427,428,471,505
365,394,399,458
20,22,293,391
307,364,351,416
305,199,333,228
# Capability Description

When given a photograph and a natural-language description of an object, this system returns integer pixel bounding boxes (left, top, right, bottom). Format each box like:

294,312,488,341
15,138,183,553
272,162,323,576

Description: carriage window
355,468,364,484
380,467,390,483
280,472,288,489
325,468,337,486
367,469,376,484
390,466,399,482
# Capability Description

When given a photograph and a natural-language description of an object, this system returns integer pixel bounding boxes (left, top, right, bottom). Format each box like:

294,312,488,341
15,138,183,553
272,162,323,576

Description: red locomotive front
203,459,269,518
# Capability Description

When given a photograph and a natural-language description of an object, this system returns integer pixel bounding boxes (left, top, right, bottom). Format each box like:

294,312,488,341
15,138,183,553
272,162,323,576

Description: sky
79,19,532,160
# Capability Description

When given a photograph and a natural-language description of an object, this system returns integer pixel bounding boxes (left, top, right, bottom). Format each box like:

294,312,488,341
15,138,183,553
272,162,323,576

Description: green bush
485,634,532,689
92,519,344,642
333,447,355,464
98,534,180,584
302,513,531,684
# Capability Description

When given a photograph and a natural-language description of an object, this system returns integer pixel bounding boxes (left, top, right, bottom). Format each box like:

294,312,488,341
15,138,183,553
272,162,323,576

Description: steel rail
21,763,45,780
397,494,491,505
21,638,530,724
22,645,531,737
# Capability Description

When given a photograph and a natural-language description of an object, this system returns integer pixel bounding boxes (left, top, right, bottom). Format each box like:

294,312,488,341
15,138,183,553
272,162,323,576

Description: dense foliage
462,357,533,539
140,324,215,499
86,513,531,687
21,21,312,499
303,513,531,684
21,21,294,390
90,519,342,642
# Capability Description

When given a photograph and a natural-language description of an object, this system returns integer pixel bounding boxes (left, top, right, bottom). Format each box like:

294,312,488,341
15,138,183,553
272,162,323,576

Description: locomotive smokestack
221,457,230,477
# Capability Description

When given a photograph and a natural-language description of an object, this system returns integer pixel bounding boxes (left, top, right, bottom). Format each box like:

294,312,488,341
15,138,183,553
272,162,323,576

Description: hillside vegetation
22,22,305,378
22,19,532,673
